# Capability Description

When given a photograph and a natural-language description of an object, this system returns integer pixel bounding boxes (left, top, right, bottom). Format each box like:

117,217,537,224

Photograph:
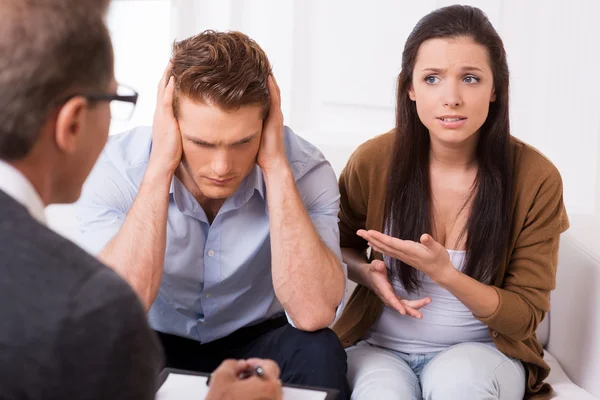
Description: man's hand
206,359,282,400
149,63,183,174
257,75,288,174
363,259,431,319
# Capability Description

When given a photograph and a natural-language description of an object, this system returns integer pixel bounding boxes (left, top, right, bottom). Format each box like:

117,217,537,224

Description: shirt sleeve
476,170,570,342
74,155,135,256
57,268,163,400
285,154,348,325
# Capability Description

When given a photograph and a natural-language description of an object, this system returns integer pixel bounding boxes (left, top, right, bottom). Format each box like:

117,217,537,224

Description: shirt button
207,249,215,257
491,330,499,338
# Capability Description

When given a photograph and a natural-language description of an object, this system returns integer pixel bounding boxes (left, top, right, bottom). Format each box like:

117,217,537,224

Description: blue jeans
347,341,526,400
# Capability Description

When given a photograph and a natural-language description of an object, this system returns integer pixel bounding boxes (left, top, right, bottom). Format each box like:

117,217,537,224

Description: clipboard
157,367,339,400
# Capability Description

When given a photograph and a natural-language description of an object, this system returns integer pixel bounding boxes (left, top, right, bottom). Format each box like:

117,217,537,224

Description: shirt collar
0,160,47,224
241,165,266,202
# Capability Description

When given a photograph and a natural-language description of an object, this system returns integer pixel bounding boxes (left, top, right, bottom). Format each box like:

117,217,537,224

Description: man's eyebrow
229,132,259,146
184,132,259,147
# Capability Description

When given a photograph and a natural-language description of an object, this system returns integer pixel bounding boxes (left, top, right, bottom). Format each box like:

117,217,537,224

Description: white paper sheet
156,373,328,400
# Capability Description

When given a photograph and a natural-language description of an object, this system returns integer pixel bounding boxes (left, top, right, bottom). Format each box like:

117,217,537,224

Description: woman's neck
428,133,478,171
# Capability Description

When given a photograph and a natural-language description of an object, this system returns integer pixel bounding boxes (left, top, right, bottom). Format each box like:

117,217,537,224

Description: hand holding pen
205,358,282,400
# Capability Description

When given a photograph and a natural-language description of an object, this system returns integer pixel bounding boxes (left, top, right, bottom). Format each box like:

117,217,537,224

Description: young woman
333,5,569,400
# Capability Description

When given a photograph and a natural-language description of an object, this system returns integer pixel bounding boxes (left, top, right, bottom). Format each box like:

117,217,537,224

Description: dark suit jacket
0,190,162,399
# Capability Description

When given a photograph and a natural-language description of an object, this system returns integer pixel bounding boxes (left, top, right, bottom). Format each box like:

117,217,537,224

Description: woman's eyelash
464,75,480,83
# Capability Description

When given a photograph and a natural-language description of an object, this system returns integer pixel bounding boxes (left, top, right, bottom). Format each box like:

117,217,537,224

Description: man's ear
55,96,88,154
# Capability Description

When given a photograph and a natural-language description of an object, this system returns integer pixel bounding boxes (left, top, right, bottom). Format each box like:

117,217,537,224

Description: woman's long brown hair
385,5,513,291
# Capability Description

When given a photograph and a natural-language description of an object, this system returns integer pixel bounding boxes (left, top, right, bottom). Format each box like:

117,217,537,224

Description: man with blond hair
76,30,349,397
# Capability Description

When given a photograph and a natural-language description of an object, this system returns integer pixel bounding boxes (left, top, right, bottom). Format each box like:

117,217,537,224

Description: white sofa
540,214,600,399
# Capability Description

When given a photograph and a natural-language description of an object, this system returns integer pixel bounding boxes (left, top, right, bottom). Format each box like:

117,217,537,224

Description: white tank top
365,250,494,353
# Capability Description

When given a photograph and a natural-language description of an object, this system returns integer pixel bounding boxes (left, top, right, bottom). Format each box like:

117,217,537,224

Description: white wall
47,0,174,241
47,0,600,238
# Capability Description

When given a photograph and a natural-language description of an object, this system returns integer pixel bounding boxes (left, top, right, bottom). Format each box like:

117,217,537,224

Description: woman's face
409,36,496,147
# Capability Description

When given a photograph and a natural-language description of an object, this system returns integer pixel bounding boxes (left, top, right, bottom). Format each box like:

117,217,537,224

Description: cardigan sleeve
338,150,371,252
476,169,569,341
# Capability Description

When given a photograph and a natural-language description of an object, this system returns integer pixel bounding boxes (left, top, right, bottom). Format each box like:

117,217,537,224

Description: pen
238,365,264,380
206,365,265,386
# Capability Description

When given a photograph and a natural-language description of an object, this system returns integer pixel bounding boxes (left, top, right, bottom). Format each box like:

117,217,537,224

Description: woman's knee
421,343,525,400
346,343,420,400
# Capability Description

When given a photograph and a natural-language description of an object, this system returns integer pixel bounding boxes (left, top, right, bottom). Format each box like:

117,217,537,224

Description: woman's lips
437,116,467,129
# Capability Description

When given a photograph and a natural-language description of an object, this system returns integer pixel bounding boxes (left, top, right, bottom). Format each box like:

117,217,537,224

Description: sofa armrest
548,214,600,398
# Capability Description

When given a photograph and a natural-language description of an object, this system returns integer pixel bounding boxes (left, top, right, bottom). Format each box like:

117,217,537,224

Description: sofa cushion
544,351,598,399
537,313,550,348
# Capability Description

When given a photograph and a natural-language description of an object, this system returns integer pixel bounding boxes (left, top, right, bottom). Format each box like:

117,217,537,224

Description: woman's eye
425,76,440,84
463,75,480,84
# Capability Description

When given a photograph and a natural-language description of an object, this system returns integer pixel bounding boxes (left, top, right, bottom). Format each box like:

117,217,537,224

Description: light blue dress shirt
75,126,345,343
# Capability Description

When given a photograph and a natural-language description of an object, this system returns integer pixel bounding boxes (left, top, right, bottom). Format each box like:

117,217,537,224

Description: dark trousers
155,316,349,399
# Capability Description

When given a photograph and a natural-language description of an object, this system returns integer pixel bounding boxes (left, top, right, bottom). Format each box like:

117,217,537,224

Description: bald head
0,0,114,160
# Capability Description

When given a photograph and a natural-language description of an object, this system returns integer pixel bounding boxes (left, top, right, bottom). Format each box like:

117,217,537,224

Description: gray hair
0,0,114,160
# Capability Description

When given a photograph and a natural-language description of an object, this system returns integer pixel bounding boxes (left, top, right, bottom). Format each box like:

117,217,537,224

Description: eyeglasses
85,84,139,121
61,83,139,121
